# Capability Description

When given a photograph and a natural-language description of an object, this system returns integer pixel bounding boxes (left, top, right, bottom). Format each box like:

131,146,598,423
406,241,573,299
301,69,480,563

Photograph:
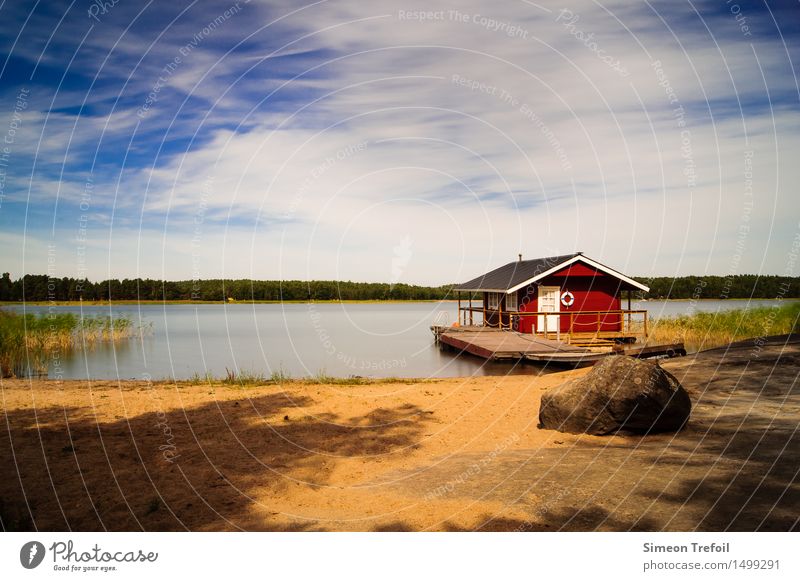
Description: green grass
222,368,268,385
270,366,292,383
308,369,376,385
0,309,142,377
188,371,216,385
648,301,800,352
181,367,430,387
188,367,272,386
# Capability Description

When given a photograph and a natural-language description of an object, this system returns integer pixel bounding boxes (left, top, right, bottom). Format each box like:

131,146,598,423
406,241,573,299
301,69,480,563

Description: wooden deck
432,325,685,365
433,326,591,360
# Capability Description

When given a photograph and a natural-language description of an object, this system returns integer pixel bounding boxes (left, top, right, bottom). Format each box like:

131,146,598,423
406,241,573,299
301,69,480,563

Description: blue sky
0,0,798,284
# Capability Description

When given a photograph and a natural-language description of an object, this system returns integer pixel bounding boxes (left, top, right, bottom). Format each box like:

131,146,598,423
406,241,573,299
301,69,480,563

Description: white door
537,286,560,334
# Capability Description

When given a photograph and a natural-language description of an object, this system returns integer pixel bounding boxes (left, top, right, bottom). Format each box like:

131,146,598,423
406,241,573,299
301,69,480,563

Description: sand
1,335,798,531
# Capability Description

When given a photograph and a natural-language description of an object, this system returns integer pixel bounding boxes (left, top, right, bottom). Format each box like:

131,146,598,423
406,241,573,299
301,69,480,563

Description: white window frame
487,292,501,309
506,291,518,312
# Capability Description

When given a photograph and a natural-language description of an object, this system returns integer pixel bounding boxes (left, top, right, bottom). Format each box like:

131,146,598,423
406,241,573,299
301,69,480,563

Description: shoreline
1,335,797,532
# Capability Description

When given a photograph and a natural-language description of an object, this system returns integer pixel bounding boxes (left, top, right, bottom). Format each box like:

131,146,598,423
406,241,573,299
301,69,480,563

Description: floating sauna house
433,253,684,364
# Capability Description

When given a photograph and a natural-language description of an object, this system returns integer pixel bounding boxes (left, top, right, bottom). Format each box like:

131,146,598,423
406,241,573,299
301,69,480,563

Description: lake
5,299,793,380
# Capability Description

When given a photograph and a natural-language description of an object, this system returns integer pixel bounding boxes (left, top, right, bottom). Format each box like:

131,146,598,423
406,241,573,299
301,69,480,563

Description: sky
0,0,798,285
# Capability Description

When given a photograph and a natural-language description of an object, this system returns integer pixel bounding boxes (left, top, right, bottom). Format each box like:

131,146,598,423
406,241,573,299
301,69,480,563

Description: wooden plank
438,328,589,361
525,351,608,364
439,333,503,359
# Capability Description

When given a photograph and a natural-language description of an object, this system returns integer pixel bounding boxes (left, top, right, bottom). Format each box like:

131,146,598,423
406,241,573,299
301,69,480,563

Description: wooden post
627,291,632,335
483,295,486,328
469,295,473,326
566,311,571,344
556,312,560,342
457,295,461,325
644,311,648,340
596,311,601,341
498,298,503,329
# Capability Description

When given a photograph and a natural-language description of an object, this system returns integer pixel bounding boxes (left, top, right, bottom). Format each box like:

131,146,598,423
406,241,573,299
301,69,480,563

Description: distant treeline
636,275,800,300
0,273,798,302
0,273,452,302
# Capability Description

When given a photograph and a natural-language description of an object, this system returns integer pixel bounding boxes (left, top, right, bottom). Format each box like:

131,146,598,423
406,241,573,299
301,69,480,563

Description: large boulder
538,356,691,435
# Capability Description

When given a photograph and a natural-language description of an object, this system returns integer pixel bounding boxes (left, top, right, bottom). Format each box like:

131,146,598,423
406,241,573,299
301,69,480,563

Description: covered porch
453,294,648,346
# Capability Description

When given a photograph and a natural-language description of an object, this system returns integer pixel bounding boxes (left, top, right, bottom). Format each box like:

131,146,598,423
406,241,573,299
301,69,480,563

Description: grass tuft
269,365,291,383
219,367,267,386
188,371,215,385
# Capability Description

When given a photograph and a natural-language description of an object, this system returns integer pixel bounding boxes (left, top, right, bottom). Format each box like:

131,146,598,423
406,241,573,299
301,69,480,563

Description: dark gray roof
454,253,582,292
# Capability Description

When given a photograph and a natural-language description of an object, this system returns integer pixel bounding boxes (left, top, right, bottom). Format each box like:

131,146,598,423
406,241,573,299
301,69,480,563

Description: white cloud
3,0,798,282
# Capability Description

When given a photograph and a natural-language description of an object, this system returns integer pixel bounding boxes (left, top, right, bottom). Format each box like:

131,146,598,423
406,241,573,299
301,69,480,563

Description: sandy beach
1,335,797,532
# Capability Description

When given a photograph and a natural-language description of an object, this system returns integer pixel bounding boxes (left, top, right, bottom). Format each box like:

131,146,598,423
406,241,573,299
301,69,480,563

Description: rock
538,356,691,435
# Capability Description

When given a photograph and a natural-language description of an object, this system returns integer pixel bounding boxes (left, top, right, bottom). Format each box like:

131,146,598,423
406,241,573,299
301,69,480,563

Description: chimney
518,253,522,262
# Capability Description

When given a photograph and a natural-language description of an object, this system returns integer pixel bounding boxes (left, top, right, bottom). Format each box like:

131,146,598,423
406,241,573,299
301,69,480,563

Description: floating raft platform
431,325,685,365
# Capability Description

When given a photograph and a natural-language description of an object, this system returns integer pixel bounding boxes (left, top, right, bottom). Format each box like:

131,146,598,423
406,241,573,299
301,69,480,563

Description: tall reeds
0,310,141,377
647,301,800,352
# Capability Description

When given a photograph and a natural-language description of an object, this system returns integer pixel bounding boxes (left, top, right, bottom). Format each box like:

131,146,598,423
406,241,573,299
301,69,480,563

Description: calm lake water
6,299,794,380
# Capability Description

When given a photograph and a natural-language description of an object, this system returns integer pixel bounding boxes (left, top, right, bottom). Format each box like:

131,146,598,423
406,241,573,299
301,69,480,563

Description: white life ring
560,291,575,307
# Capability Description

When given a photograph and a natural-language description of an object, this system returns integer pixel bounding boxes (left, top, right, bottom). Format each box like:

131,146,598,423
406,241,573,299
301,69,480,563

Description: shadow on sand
0,390,429,531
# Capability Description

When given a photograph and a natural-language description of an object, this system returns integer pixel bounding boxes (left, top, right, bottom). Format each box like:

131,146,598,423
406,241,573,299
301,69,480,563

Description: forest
0,272,798,302
638,275,799,300
0,273,451,302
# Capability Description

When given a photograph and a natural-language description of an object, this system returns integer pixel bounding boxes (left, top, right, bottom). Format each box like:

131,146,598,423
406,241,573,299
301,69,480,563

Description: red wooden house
453,253,650,343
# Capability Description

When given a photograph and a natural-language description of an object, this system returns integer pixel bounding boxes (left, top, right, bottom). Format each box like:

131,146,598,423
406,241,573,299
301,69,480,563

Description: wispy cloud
1,0,798,283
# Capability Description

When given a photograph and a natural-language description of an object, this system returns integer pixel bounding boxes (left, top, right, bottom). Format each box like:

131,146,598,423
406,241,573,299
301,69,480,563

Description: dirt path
1,335,798,531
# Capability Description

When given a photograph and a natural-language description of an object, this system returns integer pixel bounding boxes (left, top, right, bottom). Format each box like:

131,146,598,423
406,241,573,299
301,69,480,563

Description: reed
0,310,141,377
647,301,800,352
76,315,138,344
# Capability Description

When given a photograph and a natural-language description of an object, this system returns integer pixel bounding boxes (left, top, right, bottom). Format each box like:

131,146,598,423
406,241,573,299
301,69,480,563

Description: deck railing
456,305,648,343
